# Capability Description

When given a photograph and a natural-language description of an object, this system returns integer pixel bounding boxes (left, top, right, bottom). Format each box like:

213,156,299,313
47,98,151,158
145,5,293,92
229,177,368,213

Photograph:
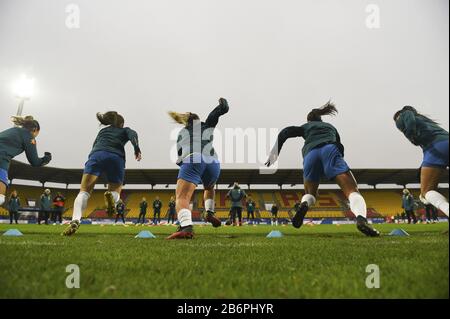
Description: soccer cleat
205,210,221,228
356,216,380,237
104,191,116,217
62,220,80,236
292,202,309,229
166,225,194,240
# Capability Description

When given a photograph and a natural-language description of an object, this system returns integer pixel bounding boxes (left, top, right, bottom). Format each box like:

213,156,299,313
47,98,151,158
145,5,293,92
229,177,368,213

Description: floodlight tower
13,75,35,116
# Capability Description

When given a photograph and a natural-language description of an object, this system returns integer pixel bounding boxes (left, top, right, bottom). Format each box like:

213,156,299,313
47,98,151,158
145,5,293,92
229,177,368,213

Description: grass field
0,222,448,299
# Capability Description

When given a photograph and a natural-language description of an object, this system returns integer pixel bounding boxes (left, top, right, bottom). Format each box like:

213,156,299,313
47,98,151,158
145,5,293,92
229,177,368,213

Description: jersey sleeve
271,126,305,155
205,102,229,128
126,128,141,155
22,132,47,167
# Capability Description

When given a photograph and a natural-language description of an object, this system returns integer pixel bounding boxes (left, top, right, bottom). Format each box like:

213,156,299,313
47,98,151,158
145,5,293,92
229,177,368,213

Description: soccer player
7,190,21,224
266,101,380,237
114,199,126,224
63,111,141,236
52,192,66,224
167,196,176,224
152,196,162,225
401,189,417,224
246,196,256,223
227,182,247,226
270,203,279,226
39,189,52,225
166,97,229,239
137,197,148,225
394,106,449,218
0,116,51,209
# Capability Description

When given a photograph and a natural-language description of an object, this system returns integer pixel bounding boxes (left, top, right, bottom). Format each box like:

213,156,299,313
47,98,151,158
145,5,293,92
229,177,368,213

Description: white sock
0,194,5,206
348,192,367,218
419,194,430,205
301,194,316,207
177,208,192,227
73,191,90,221
425,191,449,217
205,199,215,212
111,191,120,204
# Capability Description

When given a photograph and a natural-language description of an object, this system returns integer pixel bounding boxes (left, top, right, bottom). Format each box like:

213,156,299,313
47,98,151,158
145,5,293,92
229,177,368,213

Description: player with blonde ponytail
167,98,229,239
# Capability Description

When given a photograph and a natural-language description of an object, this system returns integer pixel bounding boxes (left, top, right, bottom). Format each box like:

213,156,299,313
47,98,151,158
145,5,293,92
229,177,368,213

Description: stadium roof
8,160,449,187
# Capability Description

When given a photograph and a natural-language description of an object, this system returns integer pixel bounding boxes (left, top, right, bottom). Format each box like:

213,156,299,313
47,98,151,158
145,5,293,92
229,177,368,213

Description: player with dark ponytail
63,111,142,236
266,101,380,237
166,98,229,239
0,116,52,208
394,106,449,217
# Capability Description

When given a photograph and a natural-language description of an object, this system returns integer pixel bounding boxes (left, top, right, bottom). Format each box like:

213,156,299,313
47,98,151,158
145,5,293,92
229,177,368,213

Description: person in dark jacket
7,190,21,224
114,200,126,224
402,189,417,224
167,196,176,224
246,196,256,223
394,106,449,218
0,116,51,209
271,204,279,226
52,192,66,224
39,189,52,225
227,182,247,226
63,111,142,236
153,196,163,225
137,197,148,225
266,101,379,237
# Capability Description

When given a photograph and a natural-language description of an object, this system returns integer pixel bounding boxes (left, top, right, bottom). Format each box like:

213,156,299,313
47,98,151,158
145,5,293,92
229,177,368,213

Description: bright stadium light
12,74,35,116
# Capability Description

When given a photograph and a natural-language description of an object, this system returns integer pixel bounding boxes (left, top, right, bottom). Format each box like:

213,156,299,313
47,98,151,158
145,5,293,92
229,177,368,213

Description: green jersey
0,127,50,170
396,110,448,150
273,121,344,158
90,126,140,160
227,188,247,208
246,200,256,212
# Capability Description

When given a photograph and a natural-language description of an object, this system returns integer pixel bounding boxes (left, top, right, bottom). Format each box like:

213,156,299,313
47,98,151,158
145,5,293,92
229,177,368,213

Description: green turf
0,222,448,299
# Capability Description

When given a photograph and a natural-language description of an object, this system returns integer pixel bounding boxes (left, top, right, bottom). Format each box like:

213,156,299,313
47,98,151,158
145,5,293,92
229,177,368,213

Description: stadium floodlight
12,74,35,116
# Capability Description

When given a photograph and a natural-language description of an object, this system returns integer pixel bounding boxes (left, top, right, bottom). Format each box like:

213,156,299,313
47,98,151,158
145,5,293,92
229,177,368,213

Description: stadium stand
1,185,448,221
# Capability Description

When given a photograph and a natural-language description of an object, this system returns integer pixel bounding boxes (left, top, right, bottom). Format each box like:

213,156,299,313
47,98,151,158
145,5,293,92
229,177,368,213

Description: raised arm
265,126,304,167
205,98,229,128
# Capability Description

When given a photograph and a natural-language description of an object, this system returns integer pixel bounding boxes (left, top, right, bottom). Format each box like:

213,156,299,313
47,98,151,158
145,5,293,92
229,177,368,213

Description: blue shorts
0,168,8,187
84,151,125,184
303,144,350,183
178,154,221,187
422,139,449,168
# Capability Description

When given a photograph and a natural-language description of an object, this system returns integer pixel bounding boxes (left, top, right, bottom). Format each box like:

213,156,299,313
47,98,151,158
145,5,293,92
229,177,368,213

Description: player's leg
335,171,379,237
202,157,222,228
421,167,449,217
238,207,243,226
63,174,97,236
166,178,196,239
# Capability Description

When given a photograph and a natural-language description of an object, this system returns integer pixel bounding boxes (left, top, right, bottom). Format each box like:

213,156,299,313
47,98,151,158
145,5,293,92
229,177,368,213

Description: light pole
13,75,34,116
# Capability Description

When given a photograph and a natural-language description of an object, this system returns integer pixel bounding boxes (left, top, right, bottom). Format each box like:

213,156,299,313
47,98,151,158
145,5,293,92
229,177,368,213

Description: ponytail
96,111,125,128
11,115,40,132
393,106,438,125
168,112,199,126
307,101,338,122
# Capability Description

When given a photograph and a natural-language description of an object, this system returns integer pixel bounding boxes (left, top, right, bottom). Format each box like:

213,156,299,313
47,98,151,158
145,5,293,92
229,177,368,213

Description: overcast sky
0,0,448,171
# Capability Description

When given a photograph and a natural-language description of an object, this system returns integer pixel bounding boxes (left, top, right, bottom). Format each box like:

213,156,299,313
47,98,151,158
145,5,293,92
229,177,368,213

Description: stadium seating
1,185,448,220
